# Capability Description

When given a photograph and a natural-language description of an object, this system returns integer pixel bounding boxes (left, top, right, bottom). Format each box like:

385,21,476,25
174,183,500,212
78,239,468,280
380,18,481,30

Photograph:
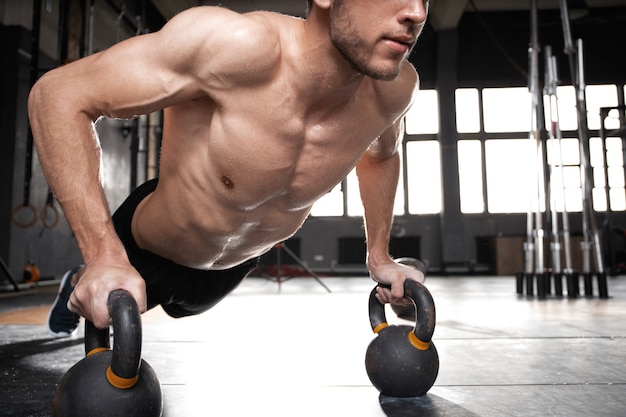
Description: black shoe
47,266,82,338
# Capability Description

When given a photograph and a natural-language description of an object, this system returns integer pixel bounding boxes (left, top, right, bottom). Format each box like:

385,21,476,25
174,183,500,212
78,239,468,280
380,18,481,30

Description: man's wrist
366,250,393,270
76,227,128,264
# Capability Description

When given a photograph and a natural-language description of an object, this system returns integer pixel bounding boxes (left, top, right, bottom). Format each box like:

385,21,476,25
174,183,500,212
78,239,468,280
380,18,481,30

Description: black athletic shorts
112,178,259,318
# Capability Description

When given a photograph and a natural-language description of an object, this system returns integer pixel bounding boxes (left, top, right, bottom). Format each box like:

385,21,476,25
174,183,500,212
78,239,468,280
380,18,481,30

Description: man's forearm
356,151,400,268
28,76,126,264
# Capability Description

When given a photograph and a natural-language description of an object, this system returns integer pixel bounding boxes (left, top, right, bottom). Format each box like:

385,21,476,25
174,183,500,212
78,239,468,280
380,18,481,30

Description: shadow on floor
0,336,84,417
379,393,480,417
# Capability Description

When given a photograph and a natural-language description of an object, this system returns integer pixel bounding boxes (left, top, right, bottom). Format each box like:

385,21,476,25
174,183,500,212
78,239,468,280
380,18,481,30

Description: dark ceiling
150,0,626,30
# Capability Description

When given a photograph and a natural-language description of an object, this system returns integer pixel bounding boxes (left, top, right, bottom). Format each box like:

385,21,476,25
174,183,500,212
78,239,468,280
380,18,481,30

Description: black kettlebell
365,279,439,397
390,257,427,320
52,289,163,417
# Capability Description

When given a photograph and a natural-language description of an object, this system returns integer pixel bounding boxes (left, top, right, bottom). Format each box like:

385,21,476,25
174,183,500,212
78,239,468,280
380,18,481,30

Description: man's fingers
66,298,78,314
67,290,112,329
371,261,428,305
376,285,409,305
391,280,405,300
130,281,148,314
90,302,112,329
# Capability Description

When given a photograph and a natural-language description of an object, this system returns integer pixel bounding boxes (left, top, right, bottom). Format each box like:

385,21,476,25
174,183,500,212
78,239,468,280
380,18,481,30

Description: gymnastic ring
12,204,38,228
41,204,60,229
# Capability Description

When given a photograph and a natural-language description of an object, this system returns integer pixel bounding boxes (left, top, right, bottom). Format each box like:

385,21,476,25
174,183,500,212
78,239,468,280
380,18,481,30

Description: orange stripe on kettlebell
86,347,109,357
408,332,430,351
106,366,138,389
373,322,388,334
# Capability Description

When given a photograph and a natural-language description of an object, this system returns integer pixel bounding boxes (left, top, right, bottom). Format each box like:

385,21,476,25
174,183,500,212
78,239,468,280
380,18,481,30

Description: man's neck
297,10,367,109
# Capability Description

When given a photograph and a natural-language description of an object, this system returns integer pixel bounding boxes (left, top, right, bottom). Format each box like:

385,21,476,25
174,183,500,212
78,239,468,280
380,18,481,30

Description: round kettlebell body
52,351,162,417
365,325,439,397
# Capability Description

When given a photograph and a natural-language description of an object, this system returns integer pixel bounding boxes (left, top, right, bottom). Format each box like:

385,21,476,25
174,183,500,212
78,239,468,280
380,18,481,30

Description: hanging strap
12,0,42,228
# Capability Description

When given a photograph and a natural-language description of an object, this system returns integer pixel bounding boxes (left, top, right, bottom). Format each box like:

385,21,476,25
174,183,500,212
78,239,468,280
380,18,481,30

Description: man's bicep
92,7,275,117
34,34,198,122
78,32,204,119
43,7,234,120
35,6,275,121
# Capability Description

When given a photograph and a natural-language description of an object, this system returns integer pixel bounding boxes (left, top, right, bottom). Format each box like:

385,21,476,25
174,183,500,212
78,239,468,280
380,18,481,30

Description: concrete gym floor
1,273,625,417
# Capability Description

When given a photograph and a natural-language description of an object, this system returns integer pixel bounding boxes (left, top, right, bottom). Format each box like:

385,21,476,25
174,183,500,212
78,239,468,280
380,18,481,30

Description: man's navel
221,175,235,190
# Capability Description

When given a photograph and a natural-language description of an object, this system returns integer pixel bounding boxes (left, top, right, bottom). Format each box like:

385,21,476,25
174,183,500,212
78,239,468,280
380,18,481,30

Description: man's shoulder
165,7,289,84
169,6,289,50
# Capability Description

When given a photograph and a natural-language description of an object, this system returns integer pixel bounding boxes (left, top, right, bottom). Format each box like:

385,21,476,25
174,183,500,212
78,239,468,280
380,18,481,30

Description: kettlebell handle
84,289,143,388
369,280,436,349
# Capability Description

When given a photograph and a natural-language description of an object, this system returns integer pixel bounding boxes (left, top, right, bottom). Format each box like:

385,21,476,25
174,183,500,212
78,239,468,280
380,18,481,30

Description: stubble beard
328,3,404,82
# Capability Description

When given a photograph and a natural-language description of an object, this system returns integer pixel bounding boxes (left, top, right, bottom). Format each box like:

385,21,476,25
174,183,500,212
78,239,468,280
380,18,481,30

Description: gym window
404,89,442,215
457,140,484,213
456,85,625,214
311,84,625,217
